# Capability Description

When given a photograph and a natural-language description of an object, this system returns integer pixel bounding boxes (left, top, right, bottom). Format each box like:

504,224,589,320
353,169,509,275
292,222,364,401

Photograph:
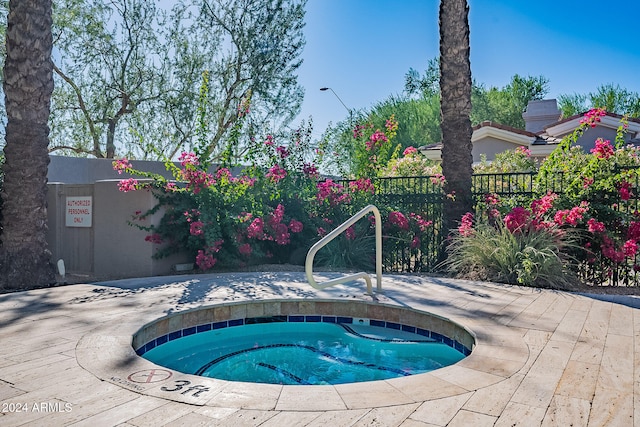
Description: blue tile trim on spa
136,314,473,357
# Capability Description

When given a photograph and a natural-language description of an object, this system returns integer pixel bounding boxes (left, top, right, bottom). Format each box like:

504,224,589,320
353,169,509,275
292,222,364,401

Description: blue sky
295,0,640,137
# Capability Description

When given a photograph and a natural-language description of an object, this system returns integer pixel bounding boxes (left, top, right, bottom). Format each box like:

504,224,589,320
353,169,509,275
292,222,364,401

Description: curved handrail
305,204,382,295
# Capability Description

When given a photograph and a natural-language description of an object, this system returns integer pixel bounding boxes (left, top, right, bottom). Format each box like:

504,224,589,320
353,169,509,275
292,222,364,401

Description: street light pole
320,87,352,124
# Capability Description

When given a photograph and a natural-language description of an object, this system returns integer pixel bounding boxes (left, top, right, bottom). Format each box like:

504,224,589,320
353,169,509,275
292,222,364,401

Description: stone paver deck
0,272,638,426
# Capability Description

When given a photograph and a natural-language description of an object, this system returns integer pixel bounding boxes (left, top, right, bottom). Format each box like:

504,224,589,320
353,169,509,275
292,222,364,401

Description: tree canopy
319,59,550,177
0,0,307,161
558,83,640,118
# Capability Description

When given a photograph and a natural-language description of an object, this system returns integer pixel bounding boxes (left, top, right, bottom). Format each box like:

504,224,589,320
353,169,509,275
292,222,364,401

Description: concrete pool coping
0,271,638,425
77,299,521,411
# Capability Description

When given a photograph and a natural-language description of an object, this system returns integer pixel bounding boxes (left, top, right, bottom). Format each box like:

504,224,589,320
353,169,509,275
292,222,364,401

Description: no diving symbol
127,369,173,383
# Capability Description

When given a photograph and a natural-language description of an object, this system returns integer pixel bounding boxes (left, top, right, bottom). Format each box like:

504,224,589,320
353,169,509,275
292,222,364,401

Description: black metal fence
338,170,640,286
342,173,559,274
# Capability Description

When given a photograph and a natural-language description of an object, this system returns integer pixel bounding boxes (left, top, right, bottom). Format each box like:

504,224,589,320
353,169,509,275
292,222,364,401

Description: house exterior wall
554,127,626,152
472,138,521,163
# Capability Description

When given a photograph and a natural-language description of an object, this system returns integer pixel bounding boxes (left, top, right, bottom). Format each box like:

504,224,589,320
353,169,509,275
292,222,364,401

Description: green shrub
444,217,577,288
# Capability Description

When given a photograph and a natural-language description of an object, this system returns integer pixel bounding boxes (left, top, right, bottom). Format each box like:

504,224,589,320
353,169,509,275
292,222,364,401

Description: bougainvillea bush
114,123,327,270
536,109,640,284
113,108,435,272
446,109,640,287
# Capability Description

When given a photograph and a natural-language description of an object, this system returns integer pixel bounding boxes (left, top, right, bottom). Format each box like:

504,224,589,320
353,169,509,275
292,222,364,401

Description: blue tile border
135,314,473,358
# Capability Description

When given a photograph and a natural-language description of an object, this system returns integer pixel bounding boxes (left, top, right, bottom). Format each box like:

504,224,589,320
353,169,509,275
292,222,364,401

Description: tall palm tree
0,0,55,290
439,0,473,240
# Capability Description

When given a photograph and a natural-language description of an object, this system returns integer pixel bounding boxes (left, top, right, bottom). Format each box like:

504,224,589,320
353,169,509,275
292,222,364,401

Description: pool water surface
141,321,466,385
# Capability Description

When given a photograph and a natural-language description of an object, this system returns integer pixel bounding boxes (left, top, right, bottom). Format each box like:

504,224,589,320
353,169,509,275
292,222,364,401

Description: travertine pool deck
0,272,638,426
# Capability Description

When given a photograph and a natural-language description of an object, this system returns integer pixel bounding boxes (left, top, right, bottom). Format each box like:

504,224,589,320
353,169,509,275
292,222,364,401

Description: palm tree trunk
439,0,474,241
0,0,55,290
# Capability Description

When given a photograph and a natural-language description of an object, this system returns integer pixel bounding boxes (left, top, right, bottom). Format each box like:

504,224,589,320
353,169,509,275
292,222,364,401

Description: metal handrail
305,204,382,295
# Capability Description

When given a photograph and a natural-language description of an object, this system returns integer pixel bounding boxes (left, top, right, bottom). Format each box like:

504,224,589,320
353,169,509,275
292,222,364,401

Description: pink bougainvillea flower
238,212,253,223
504,206,530,233
216,167,232,180
531,192,557,217
484,193,500,206
554,202,588,227
579,108,606,128
587,218,606,233
410,235,420,249
289,219,303,233
430,174,445,186
165,182,178,192
112,158,132,174
458,212,474,237
118,178,138,192
409,213,433,232
266,164,287,183
349,178,375,194
180,169,215,194
385,116,398,133
345,225,356,240
316,179,351,206
238,175,257,187
267,204,285,229
247,218,265,239
189,221,204,236
238,243,252,256
144,233,163,244
590,138,614,159
388,211,409,231
195,250,216,270
302,162,319,178
365,130,388,151
623,239,638,258
628,221,640,240
403,146,418,157
618,181,633,201
352,123,371,139
274,223,290,245
264,134,274,146
178,152,200,167
276,145,290,159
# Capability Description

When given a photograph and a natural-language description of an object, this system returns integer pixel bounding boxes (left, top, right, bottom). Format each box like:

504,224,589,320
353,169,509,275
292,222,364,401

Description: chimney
522,99,561,133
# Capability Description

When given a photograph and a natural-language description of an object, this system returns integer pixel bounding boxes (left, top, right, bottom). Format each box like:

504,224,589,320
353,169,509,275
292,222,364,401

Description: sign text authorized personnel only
65,196,92,227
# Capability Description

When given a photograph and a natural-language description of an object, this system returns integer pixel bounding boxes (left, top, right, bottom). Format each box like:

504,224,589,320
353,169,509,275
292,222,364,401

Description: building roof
418,104,640,162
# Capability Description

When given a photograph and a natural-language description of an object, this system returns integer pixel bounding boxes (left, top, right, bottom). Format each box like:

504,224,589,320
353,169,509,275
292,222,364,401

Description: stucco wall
47,156,179,184
472,138,520,163
47,180,190,280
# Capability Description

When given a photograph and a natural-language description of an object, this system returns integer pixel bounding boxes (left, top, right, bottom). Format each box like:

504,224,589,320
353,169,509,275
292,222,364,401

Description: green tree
0,0,56,290
197,0,306,164
439,0,473,238
368,95,441,152
474,74,549,128
407,59,549,129
50,0,186,158
0,0,306,161
405,58,440,98
558,83,640,118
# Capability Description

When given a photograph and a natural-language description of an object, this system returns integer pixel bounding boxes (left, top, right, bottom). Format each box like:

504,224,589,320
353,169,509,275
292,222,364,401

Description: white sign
66,196,93,227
